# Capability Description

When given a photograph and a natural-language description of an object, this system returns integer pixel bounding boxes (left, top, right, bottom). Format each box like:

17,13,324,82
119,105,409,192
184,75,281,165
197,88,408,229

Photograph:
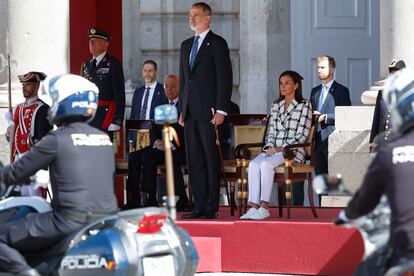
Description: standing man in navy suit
124,60,168,209
179,2,233,219
310,55,351,175
81,27,125,133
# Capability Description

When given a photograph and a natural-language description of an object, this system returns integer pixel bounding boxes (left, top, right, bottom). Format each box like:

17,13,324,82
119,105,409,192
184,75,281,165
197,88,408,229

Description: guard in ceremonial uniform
81,27,125,132
6,71,53,197
9,72,52,161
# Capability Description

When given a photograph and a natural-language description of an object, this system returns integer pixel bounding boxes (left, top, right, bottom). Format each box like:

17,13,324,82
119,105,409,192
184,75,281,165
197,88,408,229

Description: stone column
329,106,375,193
0,0,70,164
380,1,414,78
239,0,290,113
361,1,414,104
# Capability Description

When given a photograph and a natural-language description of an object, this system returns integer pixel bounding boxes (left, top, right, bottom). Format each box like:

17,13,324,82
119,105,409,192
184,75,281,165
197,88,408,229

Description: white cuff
216,110,227,116
338,210,350,222
338,209,366,228
108,123,121,131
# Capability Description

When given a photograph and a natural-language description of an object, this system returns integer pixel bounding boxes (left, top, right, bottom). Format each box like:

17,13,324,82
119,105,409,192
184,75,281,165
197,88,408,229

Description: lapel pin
207,42,210,46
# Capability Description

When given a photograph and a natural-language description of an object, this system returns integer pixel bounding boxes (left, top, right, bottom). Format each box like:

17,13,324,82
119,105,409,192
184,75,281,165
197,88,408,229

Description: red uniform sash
12,99,43,160
98,100,115,130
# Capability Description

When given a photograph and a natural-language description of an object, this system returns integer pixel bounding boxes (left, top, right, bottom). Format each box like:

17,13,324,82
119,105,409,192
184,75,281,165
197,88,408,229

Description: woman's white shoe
249,207,270,220
240,208,258,220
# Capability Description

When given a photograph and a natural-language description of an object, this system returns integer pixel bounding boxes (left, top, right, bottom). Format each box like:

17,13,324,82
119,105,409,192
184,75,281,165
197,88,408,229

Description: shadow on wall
329,130,374,193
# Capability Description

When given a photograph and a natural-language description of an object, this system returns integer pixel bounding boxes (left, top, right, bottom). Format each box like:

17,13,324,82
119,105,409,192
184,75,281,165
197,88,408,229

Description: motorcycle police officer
339,68,414,275
0,75,118,275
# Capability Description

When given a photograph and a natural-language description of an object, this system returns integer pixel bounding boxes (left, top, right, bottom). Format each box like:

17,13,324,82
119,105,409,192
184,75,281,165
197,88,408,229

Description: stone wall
122,0,241,117
122,0,291,115
0,0,69,166
329,106,375,193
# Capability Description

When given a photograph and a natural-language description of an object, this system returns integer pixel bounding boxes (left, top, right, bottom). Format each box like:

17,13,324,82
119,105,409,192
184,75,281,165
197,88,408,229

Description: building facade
0,0,413,169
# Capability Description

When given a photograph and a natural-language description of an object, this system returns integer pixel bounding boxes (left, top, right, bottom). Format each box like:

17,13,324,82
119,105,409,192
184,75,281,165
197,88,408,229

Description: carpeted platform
177,207,363,276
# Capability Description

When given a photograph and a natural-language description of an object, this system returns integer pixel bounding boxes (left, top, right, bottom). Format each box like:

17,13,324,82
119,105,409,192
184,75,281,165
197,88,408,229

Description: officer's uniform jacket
12,97,52,161
81,54,125,131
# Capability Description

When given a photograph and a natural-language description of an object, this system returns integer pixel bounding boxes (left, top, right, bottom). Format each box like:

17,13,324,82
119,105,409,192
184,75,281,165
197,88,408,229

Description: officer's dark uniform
0,122,118,273
346,126,414,274
81,28,125,131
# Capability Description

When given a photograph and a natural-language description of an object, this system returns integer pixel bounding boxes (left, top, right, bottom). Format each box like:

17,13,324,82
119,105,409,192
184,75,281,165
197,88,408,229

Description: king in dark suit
310,55,351,175
178,2,233,219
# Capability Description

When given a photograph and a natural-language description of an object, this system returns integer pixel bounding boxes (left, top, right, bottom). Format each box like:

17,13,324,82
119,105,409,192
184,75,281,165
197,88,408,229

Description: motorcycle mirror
154,105,178,125
313,174,344,195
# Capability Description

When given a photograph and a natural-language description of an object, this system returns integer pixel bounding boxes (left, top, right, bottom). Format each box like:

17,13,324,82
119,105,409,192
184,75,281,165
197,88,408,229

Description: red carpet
177,207,363,276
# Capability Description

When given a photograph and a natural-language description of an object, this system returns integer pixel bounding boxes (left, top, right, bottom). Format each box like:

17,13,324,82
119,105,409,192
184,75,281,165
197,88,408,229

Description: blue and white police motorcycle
0,105,198,276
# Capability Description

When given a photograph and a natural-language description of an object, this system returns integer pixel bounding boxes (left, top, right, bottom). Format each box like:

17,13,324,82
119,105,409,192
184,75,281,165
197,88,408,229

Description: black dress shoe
176,200,193,212
202,211,218,219
181,210,204,219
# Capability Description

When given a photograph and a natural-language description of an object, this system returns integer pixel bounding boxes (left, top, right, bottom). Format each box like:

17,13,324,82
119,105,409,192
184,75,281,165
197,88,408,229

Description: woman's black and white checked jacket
264,99,312,163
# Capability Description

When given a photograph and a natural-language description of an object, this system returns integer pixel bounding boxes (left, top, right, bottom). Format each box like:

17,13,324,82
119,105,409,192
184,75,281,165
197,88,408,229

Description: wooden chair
237,114,319,218
221,114,270,216
116,120,193,206
115,119,153,176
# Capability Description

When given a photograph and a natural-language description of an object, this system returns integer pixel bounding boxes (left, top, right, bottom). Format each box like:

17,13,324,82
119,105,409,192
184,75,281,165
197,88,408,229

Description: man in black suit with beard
178,2,233,219
123,60,168,209
310,55,351,175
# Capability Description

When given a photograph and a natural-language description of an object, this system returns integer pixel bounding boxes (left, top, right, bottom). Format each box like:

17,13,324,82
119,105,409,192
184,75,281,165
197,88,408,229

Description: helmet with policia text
42,74,98,126
383,68,414,134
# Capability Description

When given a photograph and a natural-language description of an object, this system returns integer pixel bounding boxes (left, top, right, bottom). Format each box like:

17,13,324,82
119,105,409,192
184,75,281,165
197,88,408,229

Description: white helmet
42,74,99,126
382,68,414,134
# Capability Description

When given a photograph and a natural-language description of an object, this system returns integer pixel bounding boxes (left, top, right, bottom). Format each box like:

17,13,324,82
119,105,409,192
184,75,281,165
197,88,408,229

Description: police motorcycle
0,75,198,276
313,175,414,276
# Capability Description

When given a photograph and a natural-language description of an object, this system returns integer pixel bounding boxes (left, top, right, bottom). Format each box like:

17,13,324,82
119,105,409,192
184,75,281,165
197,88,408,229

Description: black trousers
126,147,153,194
184,117,220,213
141,148,189,205
0,212,82,273
315,132,329,175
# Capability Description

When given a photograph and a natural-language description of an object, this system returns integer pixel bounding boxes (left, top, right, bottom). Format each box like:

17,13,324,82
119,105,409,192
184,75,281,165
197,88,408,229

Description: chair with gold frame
115,119,153,176
221,114,270,216
237,114,319,219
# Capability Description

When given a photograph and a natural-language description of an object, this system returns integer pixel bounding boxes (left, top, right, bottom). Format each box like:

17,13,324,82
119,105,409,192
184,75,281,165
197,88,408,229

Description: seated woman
240,70,312,220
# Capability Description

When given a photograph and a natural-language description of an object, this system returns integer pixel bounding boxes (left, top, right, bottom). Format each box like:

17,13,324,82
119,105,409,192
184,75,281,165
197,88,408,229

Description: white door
291,0,380,105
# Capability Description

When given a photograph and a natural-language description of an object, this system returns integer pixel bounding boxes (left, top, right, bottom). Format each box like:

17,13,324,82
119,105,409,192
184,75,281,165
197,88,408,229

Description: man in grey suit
178,2,233,219
310,55,351,175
